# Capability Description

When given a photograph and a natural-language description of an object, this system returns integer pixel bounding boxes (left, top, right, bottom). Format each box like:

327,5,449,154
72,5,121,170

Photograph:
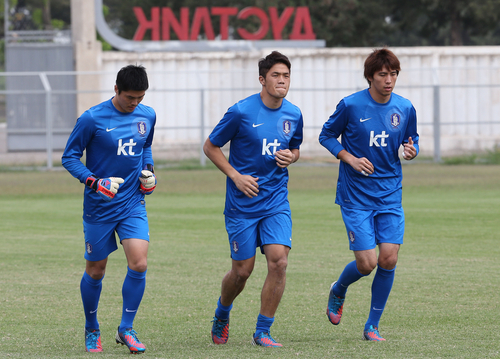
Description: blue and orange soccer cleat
327,281,345,325
252,332,283,347
211,316,230,344
85,329,103,352
363,325,386,341
116,327,146,354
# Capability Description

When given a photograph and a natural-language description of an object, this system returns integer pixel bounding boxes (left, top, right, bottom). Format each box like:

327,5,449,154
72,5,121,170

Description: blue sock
365,266,395,331
333,260,366,297
215,297,233,320
119,267,147,332
81,271,103,331
255,314,274,337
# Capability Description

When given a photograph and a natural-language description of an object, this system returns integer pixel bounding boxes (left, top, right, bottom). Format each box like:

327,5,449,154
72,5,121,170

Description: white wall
97,47,500,159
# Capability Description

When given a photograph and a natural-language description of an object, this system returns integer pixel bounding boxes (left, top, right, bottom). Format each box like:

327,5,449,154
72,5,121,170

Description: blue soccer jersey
62,98,156,223
209,93,303,218
319,89,419,210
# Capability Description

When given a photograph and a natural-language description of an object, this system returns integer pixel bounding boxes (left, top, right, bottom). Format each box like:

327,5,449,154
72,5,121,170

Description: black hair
258,51,291,78
115,64,149,93
364,48,401,86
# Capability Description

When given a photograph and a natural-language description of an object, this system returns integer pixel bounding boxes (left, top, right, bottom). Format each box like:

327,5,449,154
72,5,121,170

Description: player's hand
233,174,259,198
402,137,417,160
86,175,125,202
275,149,295,168
350,157,374,176
139,170,157,195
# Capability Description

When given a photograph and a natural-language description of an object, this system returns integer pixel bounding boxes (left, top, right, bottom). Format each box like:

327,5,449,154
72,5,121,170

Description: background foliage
4,0,500,46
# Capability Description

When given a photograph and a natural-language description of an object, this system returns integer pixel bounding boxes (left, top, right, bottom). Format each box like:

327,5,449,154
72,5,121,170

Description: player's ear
259,75,265,86
114,85,119,94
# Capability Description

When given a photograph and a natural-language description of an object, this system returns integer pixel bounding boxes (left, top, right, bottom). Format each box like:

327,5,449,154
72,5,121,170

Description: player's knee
87,269,105,280
378,255,398,270
268,256,288,275
233,268,252,283
357,260,377,275
129,260,148,273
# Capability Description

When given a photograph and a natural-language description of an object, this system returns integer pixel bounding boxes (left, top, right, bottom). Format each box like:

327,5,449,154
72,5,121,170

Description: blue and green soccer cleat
116,327,146,354
327,281,345,325
252,332,283,347
211,316,230,344
363,325,386,341
85,329,103,352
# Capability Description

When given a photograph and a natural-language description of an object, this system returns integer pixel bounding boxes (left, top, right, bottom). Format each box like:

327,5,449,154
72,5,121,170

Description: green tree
98,0,500,46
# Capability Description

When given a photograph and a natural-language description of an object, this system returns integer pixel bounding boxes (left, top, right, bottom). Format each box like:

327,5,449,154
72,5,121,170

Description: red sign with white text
133,6,316,41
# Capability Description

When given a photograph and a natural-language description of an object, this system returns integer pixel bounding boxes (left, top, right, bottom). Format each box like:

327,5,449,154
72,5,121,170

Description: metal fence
1,69,500,169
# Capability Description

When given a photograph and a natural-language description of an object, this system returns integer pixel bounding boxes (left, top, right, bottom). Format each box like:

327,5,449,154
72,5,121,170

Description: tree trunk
43,0,52,30
450,9,463,45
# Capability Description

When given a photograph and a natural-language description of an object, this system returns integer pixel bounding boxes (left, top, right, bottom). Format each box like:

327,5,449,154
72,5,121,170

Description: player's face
260,63,290,101
112,86,146,113
368,66,398,103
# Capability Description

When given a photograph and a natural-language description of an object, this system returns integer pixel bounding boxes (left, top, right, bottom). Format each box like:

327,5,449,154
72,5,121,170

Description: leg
82,258,107,330
220,256,256,307
115,238,148,354
260,244,289,318
327,250,375,325
211,256,255,344
364,207,404,341
119,238,149,330
251,244,288,348
364,243,399,339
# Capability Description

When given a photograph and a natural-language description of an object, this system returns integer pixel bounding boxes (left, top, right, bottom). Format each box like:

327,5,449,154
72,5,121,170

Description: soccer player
204,51,303,348
319,48,419,341
62,65,157,354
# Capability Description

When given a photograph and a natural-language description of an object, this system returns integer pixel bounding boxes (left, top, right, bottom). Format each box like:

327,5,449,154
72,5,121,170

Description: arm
61,114,124,201
337,149,374,176
319,99,373,175
203,138,259,198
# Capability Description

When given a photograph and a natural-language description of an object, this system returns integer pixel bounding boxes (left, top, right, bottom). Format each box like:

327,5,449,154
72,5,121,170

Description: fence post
200,89,206,166
39,73,53,169
433,85,441,163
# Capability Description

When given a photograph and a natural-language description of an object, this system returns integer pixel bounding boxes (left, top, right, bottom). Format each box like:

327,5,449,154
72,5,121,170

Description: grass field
0,163,499,358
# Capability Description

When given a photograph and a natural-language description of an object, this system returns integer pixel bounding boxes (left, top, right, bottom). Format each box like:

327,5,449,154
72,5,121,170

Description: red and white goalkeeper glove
86,175,124,202
139,170,156,195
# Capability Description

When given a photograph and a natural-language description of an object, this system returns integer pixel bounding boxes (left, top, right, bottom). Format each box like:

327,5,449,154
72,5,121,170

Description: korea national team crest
137,121,147,136
348,231,355,243
232,240,239,253
283,120,291,135
86,242,93,254
390,113,401,128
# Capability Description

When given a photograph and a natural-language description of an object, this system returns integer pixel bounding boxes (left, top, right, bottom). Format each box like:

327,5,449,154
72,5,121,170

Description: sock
365,266,395,331
81,271,103,331
119,267,147,332
215,297,233,321
255,314,274,337
332,260,366,297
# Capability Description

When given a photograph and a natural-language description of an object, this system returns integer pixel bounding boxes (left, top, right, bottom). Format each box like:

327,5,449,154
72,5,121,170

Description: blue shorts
83,209,150,262
225,211,292,261
340,206,405,251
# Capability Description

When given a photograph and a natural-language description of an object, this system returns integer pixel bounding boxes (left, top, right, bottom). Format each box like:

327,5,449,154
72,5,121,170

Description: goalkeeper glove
139,170,156,195
86,175,124,202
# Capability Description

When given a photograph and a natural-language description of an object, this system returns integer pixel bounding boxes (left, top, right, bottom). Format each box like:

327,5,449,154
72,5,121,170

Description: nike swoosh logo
252,123,264,127
360,118,371,122
372,307,384,311
125,308,137,313
90,309,98,314
106,127,117,132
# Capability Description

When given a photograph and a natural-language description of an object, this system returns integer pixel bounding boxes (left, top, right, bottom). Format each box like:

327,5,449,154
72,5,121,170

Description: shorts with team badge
225,210,292,261
83,209,149,261
340,206,404,251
